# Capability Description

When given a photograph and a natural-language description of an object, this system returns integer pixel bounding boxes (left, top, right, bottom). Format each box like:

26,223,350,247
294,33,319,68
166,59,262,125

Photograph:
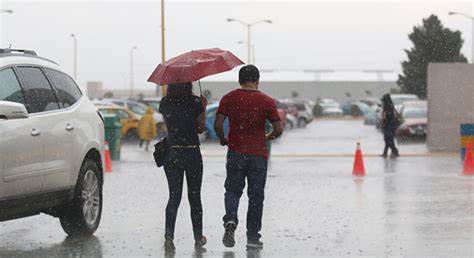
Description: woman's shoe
195,235,207,247
380,154,387,158
164,237,175,252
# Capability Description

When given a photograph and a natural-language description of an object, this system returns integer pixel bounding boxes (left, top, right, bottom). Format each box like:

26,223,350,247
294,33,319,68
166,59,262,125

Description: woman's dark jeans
164,147,203,241
383,129,399,156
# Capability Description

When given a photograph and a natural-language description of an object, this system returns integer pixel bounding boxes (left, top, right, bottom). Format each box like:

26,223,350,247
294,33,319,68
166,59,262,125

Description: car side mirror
0,101,29,120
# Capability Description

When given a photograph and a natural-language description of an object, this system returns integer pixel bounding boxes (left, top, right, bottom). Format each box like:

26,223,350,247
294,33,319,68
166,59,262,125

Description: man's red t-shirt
217,88,281,159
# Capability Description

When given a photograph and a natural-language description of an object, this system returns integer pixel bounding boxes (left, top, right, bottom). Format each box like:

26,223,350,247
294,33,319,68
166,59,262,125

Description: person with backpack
214,65,283,249
380,94,400,158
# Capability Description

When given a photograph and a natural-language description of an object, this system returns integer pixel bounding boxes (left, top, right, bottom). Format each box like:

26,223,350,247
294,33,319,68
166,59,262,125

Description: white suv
0,49,104,236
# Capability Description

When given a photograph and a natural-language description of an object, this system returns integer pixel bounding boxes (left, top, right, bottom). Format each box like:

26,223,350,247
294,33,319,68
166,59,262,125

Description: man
214,65,283,249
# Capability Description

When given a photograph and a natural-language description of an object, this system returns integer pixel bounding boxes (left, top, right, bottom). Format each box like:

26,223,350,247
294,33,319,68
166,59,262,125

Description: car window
128,102,146,115
112,101,125,107
116,109,131,120
45,68,82,108
16,66,59,113
403,108,427,119
0,68,25,104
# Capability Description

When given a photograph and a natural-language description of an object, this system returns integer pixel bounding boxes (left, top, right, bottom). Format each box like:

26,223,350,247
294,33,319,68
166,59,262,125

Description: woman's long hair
382,94,395,114
166,82,193,104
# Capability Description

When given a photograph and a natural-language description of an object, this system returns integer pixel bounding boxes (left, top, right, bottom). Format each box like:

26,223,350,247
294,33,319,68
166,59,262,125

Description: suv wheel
297,118,307,128
60,159,102,236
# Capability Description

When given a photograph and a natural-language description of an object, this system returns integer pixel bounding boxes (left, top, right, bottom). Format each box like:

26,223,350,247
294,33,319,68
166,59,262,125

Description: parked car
96,105,140,139
396,101,427,139
99,98,165,135
139,97,162,113
359,97,381,108
317,98,343,116
281,99,314,128
0,49,104,236
276,100,297,130
390,94,419,112
203,103,229,141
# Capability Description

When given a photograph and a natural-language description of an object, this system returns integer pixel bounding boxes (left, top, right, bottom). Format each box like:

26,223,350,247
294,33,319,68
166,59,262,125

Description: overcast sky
0,0,472,89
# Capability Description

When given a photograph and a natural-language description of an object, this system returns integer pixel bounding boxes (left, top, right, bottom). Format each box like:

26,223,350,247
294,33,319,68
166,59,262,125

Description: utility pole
70,34,77,80
130,46,138,99
159,0,167,97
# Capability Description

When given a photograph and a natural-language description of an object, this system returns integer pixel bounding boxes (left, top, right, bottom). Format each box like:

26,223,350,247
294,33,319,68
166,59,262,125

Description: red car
396,101,427,138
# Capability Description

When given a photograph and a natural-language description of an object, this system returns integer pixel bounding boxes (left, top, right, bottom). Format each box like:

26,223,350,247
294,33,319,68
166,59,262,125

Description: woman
380,94,400,158
159,82,207,251
138,107,157,151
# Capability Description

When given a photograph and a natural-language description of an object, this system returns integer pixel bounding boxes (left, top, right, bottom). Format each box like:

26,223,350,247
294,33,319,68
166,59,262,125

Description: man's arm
266,120,283,141
214,113,227,146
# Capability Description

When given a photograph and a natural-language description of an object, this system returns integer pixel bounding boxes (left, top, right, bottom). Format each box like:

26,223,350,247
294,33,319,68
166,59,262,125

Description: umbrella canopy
147,48,244,85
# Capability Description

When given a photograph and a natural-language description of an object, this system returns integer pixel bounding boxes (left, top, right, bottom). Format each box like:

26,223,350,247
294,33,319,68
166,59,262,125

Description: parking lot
0,119,472,257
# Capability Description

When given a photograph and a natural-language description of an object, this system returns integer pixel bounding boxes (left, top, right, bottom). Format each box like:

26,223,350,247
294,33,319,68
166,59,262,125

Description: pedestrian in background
138,107,157,151
215,65,283,249
159,83,207,251
380,94,400,158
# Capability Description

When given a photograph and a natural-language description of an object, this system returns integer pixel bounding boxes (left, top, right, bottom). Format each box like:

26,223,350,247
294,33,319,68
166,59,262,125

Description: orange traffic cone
353,142,366,177
104,141,112,173
463,142,474,175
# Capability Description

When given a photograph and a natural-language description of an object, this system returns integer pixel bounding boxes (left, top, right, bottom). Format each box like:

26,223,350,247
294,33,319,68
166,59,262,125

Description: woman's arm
197,112,206,134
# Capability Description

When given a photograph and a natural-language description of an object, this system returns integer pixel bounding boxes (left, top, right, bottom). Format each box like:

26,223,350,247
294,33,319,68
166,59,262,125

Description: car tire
297,118,307,128
284,120,293,131
60,159,103,237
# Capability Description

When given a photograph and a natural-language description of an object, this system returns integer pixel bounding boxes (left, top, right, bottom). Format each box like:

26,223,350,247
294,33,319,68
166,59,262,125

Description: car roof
143,97,162,102
402,101,427,108
390,94,418,99
96,104,125,110
0,53,61,71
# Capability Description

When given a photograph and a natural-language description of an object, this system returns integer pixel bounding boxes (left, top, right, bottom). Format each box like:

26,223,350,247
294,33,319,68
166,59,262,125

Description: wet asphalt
0,120,473,257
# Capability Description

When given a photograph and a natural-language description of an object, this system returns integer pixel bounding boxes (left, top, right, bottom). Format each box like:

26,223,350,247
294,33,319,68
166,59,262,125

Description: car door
0,67,43,198
41,68,82,191
15,66,71,192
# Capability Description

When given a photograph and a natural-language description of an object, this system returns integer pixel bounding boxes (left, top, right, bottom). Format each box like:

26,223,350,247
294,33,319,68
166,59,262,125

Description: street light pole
227,18,271,64
70,34,77,80
449,11,474,63
130,46,138,99
1,9,13,47
238,41,255,64
160,0,167,97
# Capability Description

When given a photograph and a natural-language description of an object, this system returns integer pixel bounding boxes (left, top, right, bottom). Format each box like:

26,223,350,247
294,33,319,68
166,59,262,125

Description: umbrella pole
198,80,203,96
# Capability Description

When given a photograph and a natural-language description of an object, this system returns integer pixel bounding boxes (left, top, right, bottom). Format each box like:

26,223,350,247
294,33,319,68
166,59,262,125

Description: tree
398,15,467,98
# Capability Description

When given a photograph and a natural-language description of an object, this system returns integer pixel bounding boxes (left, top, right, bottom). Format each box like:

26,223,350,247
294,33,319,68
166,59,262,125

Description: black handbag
153,138,168,167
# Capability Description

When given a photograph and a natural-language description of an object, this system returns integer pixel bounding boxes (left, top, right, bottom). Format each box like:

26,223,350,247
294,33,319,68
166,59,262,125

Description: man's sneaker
164,237,175,252
195,235,207,247
222,221,237,247
246,240,263,249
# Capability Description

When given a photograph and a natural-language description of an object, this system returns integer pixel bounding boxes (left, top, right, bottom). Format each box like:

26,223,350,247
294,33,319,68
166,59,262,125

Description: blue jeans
223,150,268,241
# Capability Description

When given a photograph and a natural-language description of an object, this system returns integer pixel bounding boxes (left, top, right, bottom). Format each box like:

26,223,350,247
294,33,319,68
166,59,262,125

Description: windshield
392,96,418,106
403,108,427,119
128,102,146,115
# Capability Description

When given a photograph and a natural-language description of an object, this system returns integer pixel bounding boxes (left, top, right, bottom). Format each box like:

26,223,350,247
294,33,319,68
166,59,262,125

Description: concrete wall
427,63,474,152
88,80,397,104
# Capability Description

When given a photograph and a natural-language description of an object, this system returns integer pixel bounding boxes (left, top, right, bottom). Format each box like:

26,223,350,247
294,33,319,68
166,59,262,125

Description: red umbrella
147,48,244,86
